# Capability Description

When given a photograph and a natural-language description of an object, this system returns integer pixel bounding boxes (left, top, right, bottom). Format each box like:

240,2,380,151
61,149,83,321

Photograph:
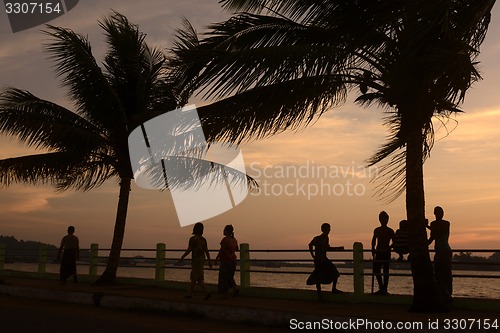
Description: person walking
307,223,344,301
57,226,79,284
178,222,212,300
215,225,239,297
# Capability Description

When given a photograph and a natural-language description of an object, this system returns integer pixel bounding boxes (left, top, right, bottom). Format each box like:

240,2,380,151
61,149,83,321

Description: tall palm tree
170,0,494,311
0,12,185,284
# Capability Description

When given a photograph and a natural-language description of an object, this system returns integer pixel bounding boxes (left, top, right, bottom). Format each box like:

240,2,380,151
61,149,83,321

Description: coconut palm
170,0,494,311
0,12,187,284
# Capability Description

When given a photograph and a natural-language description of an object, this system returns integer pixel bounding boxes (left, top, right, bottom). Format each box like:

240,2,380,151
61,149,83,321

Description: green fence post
239,243,250,288
0,244,5,274
89,243,99,277
155,243,166,282
353,242,365,296
38,244,47,276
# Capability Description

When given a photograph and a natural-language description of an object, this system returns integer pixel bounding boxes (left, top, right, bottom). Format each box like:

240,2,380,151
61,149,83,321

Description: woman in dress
427,206,453,302
215,225,239,296
179,222,212,299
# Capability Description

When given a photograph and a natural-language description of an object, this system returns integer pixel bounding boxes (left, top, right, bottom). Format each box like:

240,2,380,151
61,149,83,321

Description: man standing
372,211,395,295
57,226,79,284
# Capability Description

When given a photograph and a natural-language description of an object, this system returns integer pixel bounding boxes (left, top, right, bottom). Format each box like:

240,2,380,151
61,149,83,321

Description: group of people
178,222,240,300
57,207,452,303
56,223,240,299
307,206,452,303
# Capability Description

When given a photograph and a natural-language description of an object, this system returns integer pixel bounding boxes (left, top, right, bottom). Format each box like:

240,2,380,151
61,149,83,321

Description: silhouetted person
178,222,212,300
215,225,239,297
393,220,410,261
371,211,395,295
427,206,453,302
57,226,79,284
307,223,344,301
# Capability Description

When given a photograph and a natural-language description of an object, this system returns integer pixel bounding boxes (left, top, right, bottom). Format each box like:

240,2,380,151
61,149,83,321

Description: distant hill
453,251,500,263
0,235,61,262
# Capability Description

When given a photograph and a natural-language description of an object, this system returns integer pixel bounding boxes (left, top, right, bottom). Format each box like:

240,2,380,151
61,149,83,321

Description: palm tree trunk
95,177,132,284
405,127,447,312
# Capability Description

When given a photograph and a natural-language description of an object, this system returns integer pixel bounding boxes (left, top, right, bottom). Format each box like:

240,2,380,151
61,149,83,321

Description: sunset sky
1,1,500,256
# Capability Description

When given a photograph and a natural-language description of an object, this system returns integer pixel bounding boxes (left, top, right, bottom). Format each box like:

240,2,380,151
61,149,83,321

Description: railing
0,242,499,296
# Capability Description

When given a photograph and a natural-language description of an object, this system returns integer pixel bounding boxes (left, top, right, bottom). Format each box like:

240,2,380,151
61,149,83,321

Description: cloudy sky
1,1,500,256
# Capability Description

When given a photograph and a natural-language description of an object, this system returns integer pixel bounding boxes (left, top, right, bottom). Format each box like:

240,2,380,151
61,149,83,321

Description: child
178,222,212,299
393,220,410,261
371,211,395,295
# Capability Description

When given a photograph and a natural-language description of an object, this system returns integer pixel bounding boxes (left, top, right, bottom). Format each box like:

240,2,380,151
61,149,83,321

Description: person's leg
72,257,78,283
229,261,239,296
330,265,343,293
59,263,66,284
436,252,453,302
373,260,383,291
217,263,227,294
382,261,390,293
315,283,323,300
445,251,453,299
198,280,211,300
185,280,196,298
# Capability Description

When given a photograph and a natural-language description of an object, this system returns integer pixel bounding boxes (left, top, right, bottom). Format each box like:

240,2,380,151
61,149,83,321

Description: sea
5,263,500,299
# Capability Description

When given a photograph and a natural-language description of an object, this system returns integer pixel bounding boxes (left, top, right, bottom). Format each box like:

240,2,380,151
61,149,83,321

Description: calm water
5,263,500,299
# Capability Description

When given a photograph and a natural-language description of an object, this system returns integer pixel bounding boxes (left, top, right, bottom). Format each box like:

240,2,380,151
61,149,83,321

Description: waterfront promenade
0,273,498,332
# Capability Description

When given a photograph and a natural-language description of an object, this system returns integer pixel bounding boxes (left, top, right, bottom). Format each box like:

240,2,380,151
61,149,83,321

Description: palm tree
170,0,494,311
0,12,185,284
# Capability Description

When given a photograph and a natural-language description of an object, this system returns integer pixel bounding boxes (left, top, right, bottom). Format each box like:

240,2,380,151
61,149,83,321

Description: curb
0,284,331,327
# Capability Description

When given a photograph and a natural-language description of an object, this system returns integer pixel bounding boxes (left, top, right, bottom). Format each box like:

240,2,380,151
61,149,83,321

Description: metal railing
0,242,499,296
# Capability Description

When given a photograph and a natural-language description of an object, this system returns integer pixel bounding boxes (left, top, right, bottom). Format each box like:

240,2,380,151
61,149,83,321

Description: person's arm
76,237,80,260
215,239,224,265
428,234,435,245
427,221,435,245
178,240,192,263
308,241,315,260
204,239,212,269
327,243,344,251
371,231,377,257
57,237,64,260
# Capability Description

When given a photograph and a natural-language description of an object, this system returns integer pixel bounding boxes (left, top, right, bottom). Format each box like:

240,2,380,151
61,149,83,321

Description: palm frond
0,88,110,153
174,13,356,97
42,25,122,129
139,154,258,193
101,11,178,130
0,152,114,191
196,74,347,144
369,149,407,204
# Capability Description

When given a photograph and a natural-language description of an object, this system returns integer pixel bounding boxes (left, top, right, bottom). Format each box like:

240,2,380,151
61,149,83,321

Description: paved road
0,293,289,333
